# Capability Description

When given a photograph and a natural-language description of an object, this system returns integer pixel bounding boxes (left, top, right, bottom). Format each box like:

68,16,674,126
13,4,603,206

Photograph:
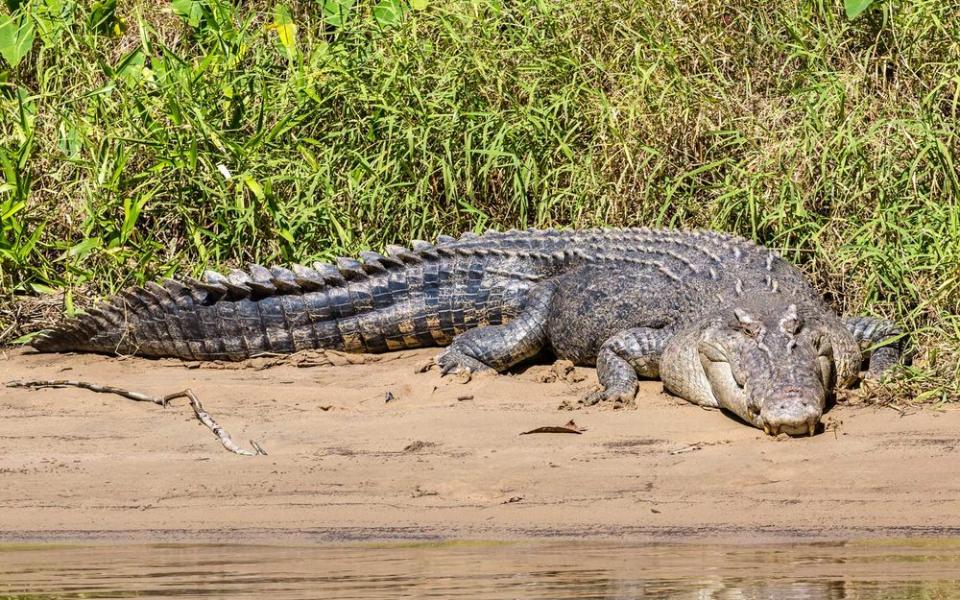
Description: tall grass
0,0,957,401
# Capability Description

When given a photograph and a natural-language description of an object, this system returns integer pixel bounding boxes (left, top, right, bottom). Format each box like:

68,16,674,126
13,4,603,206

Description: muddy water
1,539,959,599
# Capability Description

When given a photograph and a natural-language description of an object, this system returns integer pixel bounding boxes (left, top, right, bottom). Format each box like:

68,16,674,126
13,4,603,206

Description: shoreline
4,525,960,545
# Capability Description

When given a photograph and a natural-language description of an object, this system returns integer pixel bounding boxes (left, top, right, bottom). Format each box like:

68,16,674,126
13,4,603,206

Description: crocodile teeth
808,422,816,437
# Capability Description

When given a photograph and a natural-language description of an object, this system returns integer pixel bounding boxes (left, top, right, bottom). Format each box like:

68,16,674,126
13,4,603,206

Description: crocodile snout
760,386,822,436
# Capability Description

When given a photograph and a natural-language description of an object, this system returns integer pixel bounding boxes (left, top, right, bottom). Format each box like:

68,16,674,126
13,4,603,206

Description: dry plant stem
6,379,266,456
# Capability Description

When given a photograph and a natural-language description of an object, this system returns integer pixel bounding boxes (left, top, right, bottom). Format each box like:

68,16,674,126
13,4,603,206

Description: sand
1,346,958,543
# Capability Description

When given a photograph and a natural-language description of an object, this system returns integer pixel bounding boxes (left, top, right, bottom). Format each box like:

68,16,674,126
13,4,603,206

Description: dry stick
6,379,267,457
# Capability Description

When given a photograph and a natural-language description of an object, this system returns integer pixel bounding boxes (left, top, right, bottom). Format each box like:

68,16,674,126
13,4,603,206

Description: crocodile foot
434,348,496,377
579,384,638,409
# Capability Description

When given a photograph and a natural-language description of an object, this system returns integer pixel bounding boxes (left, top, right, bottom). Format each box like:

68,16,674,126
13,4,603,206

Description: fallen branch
669,443,702,455
6,379,267,457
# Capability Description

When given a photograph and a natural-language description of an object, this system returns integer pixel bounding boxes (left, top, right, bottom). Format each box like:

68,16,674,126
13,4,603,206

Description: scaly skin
32,228,907,435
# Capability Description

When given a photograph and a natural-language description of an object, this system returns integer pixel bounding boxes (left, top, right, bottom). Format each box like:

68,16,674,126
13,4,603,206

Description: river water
1,539,959,599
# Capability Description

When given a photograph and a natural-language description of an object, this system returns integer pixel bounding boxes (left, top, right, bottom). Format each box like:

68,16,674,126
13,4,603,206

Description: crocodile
31,228,905,436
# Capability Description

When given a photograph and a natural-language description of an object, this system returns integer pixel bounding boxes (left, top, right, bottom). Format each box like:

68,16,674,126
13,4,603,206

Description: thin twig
6,379,266,456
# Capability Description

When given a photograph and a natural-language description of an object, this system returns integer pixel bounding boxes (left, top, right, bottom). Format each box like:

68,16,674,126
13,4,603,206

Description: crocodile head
693,300,855,436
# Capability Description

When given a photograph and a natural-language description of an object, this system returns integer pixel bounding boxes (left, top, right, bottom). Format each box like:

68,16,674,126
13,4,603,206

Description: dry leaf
520,419,585,435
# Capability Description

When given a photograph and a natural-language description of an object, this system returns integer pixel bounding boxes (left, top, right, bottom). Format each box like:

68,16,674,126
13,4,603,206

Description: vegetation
0,0,957,402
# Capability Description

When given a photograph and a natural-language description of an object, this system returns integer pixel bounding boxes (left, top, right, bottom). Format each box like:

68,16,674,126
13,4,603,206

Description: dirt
1,346,959,543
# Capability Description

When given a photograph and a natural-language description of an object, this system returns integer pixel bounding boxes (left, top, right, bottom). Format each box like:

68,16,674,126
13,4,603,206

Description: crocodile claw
580,386,637,409
440,362,459,376
434,348,494,379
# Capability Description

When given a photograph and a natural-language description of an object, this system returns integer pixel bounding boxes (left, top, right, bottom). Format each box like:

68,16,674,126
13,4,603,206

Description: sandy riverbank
1,346,958,543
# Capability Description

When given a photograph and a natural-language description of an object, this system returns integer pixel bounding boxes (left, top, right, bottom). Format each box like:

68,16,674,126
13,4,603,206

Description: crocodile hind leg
435,282,556,374
581,327,673,407
843,316,908,378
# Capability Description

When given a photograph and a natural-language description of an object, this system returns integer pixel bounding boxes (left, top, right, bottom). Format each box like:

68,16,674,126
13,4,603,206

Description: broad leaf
272,5,297,58
373,0,404,27
171,0,205,28
65,237,102,259
32,0,72,48
114,49,145,85
845,0,874,19
322,0,354,28
0,13,34,68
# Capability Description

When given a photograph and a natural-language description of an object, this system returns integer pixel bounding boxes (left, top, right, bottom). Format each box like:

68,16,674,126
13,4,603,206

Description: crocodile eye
733,308,761,338
736,321,761,338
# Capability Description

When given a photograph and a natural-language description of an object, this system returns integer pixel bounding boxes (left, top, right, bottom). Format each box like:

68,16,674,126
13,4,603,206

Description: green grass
0,0,957,402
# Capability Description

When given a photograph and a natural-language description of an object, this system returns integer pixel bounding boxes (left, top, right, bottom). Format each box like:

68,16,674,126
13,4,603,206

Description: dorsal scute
359,251,393,273
219,270,252,299
411,239,432,251
184,276,227,304
385,244,422,264
365,250,404,269
162,278,191,296
313,262,347,285
269,265,297,282
247,264,273,283
86,306,118,327
291,264,326,291
410,240,439,259
335,257,366,280
202,270,228,285
120,288,152,310
164,278,208,304
244,264,278,296
268,266,301,293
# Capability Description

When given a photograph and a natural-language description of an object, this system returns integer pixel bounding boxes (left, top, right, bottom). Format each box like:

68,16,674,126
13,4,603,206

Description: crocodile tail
30,230,589,360
30,245,435,360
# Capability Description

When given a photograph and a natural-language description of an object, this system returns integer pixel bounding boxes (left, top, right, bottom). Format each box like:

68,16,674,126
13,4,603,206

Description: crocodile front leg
843,316,908,378
435,282,556,374
581,327,673,407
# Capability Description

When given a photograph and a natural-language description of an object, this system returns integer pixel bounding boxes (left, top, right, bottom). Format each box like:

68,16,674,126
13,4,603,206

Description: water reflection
0,539,958,599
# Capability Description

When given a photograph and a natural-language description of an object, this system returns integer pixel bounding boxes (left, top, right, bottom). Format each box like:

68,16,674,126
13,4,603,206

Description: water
1,539,959,599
